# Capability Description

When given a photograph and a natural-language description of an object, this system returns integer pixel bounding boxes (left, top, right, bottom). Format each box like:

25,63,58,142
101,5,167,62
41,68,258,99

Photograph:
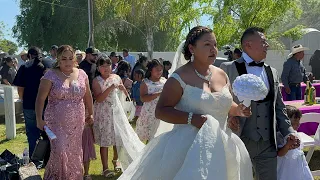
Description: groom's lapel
234,57,247,76
264,64,275,99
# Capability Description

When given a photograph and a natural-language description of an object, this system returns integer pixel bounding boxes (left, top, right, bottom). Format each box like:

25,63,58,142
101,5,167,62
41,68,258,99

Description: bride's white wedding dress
118,73,253,180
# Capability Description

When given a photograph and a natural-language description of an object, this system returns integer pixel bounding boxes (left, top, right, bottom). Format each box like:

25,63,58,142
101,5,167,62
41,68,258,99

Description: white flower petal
232,74,268,102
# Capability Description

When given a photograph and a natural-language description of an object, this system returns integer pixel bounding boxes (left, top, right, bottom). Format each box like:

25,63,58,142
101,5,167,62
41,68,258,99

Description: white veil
168,40,188,76
153,40,188,138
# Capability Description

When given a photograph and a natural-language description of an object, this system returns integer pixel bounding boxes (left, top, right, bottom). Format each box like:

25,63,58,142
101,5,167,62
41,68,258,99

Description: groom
220,27,299,180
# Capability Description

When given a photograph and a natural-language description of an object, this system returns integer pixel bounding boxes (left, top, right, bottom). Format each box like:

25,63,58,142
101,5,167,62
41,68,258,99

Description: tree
13,0,89,50
0,21,6,39
13,0,183,53
278,0,320,32
95,0,207,59
209,0,304,49
0,21,18,55
0,39,18,55
298,0,320,29
95,21,182,52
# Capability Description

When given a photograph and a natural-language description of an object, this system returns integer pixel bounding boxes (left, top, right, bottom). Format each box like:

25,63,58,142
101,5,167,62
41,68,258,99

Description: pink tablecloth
281,83,320,101
284,100,320,135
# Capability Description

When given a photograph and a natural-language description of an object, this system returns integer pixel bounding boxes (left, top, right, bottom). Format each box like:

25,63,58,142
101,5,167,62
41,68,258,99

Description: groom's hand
228,116,240,132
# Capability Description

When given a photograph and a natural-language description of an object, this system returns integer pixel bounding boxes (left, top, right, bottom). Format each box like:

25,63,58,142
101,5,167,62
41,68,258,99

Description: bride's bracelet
187,112,193,125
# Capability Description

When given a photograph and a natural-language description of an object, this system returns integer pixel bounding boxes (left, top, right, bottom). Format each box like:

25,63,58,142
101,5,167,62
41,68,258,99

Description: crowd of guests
2,44,172,179
0,33,316,179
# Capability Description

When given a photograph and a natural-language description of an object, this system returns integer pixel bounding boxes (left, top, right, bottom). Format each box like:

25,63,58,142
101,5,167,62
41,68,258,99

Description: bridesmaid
35,45,94,180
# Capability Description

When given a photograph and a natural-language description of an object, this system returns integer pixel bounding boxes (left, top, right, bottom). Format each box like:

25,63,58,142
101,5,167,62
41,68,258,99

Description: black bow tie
248,61,264,67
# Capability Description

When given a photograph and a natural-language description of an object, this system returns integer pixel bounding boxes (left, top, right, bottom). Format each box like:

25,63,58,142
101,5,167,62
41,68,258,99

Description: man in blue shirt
281,44,309,101
123,48,136,71
42,45,58,68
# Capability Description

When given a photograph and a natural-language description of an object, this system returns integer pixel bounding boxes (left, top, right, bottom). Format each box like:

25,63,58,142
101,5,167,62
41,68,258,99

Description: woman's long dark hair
145,59,163,79
116,60,131,78
1,56,13,66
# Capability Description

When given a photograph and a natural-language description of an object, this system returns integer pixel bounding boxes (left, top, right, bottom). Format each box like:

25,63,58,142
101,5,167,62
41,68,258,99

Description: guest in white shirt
123,48,136,70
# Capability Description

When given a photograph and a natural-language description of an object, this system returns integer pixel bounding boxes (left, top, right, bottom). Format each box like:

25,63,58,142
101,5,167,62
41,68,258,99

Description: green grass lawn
1,116,320,179
0,115,121,180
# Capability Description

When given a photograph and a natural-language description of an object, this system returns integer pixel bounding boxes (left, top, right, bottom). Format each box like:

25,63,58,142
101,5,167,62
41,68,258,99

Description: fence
1,85,19,140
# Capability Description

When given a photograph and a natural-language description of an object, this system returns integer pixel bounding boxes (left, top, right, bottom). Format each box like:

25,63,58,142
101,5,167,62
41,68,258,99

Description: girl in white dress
277,105,313,180
92,56,145,177
136,59,167,142
118,26,253,180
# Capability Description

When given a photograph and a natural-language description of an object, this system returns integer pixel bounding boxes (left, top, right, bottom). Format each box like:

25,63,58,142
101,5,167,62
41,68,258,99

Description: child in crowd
162,60,172,79
131,69,145,124
92,56,144,177
277,105,313,180
136,59,166,143
117,61,133,93
82,117,96,180
117,60,133,114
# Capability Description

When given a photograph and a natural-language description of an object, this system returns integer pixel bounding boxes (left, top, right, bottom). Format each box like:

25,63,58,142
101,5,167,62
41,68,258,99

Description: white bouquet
232,74,268,107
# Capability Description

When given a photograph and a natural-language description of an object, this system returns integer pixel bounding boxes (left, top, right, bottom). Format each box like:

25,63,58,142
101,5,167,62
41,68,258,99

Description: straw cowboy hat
19,50,28,56
288,44,310,58
75,50,82,55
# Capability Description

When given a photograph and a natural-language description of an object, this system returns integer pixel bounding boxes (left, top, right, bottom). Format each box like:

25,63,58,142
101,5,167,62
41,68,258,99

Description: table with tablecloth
284,100,320,135
280,83,320,101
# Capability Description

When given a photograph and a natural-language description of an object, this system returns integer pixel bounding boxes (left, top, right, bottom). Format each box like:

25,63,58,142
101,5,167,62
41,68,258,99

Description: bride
118,26,253,180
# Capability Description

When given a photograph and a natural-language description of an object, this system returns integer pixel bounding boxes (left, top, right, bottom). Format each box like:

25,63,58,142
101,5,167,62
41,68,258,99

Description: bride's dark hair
183,26,213,60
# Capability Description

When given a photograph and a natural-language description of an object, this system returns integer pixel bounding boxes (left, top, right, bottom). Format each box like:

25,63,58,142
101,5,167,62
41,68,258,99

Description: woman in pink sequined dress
35,45,94,180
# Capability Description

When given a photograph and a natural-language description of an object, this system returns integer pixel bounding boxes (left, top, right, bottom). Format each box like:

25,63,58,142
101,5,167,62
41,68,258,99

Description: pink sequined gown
43,69,87,180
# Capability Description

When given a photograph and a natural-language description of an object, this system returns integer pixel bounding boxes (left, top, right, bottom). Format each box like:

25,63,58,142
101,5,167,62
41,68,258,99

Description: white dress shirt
242,52,270,91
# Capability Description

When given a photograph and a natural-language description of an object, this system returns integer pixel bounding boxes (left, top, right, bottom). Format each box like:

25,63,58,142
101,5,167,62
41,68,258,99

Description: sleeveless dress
93,75,122,147
277,131,313,180
92,75,145,170
136,77,167,141
43,69,87,180
119,73,253,180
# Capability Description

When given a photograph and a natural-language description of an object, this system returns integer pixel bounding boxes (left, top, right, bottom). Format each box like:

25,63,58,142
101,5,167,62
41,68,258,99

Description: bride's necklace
61,71,72,78
194,69,212,84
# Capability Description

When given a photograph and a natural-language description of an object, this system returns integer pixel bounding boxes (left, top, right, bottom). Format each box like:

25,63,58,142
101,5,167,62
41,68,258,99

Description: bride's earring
191,53,194,62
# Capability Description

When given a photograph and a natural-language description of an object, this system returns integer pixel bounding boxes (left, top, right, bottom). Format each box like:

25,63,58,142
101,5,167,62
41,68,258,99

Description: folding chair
298,113,320,176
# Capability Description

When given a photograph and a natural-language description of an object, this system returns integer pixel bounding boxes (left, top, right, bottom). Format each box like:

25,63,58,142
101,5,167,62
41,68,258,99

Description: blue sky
0,0,20,45
0,0,212,51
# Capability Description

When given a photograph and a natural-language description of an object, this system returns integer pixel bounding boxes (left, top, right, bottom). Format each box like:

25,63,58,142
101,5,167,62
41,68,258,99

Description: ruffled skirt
118,115,253,180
